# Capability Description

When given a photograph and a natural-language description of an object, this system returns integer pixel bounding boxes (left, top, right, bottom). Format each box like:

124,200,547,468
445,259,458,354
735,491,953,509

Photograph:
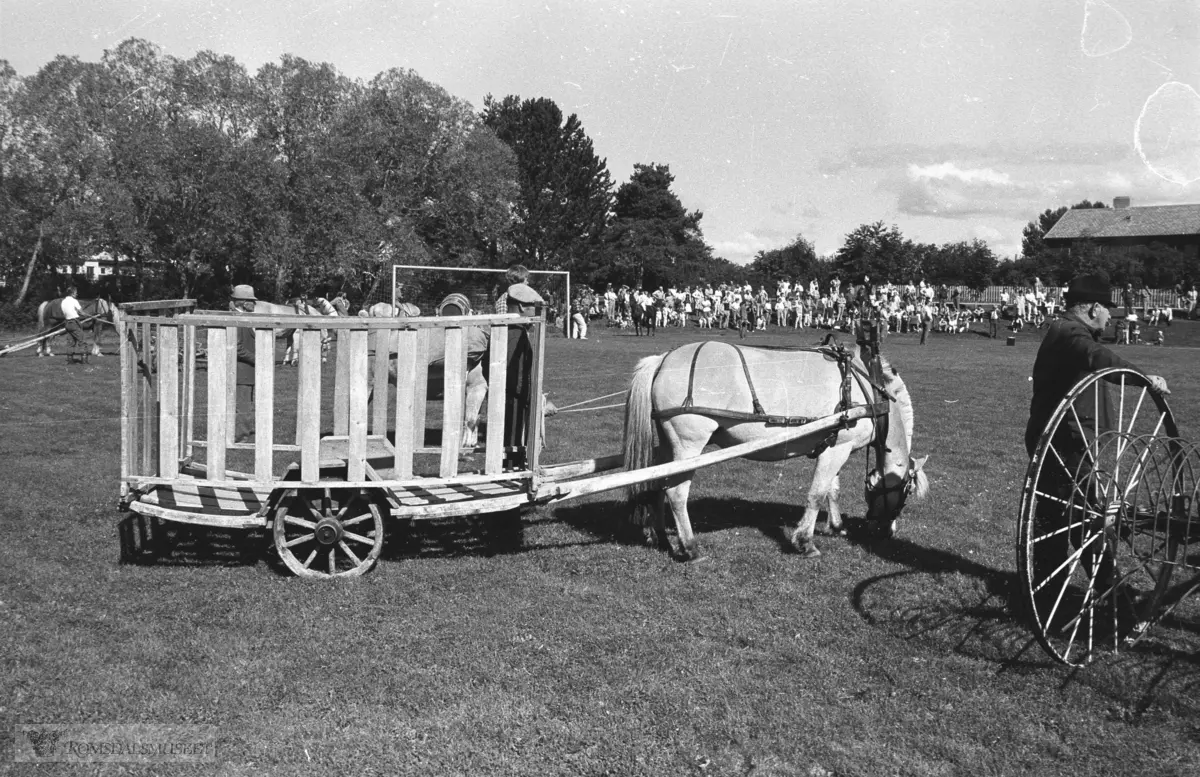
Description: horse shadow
552,496,809,553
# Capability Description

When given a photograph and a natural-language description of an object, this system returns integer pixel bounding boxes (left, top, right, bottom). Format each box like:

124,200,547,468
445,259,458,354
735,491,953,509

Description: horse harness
651,341,894,459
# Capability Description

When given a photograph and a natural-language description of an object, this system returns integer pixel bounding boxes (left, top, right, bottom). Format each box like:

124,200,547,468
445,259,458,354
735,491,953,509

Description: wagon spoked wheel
273,488,384,579
1018,368,1182,665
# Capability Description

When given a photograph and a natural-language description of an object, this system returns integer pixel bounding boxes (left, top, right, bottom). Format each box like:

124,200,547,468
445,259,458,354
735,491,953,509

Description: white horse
358,301,420,318
252,297,337,365
623,340,928,561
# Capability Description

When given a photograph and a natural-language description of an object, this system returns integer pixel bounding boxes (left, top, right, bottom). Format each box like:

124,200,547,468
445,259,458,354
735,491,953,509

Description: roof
1044,203,1200,242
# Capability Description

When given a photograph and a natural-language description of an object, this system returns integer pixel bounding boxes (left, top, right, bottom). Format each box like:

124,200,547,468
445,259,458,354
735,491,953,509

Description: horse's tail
624,353,664,511
36,301,47,330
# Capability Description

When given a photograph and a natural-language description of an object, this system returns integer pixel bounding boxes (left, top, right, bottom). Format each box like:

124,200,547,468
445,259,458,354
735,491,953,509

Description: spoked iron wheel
1018,368,1183,665
273,488,385,579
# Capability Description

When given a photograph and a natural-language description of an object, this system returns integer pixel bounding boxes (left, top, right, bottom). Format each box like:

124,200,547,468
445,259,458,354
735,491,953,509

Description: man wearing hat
230,284,258,442
1025,273,1170,601
466,265,554,467
1025,272,1169,457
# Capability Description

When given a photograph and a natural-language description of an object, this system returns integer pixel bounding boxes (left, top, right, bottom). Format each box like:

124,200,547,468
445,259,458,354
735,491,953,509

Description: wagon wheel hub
314,516,344,546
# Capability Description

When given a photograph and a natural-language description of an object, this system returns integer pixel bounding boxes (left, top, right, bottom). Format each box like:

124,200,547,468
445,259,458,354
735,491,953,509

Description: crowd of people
581,278,1037,340
561,275,1193,346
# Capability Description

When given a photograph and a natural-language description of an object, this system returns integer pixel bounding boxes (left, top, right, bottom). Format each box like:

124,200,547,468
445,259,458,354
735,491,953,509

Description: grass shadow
380,509,527,561
117,513,266,569
552,496,812,555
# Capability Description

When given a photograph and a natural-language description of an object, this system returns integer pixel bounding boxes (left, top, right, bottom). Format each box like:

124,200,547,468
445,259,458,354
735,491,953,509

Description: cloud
816,140,1129,175
907,162,1012,186
890,161,1037,219
712,231,774,261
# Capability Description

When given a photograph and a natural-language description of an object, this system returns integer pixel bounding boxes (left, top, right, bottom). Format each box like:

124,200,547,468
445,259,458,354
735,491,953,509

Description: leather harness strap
653,342,891,434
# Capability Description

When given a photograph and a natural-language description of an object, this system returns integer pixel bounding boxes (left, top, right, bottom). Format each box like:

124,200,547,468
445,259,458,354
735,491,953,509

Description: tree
2,55,115,303
592,163,712,290
832,222,917,283
482,95,612,270
747,234,819,286
1019,199,1108,284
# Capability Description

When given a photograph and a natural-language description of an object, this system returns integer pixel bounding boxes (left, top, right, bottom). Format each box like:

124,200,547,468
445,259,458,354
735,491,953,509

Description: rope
553,390,626,411
556,402,624,414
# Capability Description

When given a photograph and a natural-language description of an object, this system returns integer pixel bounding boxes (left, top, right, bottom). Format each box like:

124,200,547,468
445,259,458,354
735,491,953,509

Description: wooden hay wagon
118,300,882,579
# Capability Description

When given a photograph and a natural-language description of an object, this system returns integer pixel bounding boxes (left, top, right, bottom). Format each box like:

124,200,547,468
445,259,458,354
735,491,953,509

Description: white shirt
61,295,83,320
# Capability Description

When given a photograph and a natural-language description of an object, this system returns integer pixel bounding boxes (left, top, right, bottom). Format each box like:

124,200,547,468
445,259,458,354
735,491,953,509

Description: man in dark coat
230,284,258,442
1025,274,1168,457
1024,273,1169,604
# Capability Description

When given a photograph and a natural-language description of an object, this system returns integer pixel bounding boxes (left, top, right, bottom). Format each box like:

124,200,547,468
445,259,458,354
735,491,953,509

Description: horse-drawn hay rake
1019,367,1200,665
119,300,883,579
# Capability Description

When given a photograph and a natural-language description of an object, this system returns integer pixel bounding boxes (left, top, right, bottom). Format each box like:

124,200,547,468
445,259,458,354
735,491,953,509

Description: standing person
1188,284,1198,320
1024,273,1169,594
988,305,1000,339
229,285,258,443
1121,283,1135,317
570,292,588,339
58,285,88,352
918,302,930,345
331,291,350,317
604,284,617,323
467,264,549,467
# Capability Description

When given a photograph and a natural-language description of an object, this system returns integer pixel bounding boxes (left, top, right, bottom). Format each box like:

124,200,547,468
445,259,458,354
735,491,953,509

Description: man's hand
1149,374,1170,395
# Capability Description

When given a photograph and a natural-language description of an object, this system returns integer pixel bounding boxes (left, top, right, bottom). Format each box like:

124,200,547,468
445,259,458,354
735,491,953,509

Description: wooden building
1043,197,1200,258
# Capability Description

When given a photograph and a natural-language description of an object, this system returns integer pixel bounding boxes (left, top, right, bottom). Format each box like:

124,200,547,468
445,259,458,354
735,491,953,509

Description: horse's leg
658,419,716,561
791,443,854,557
461,369,487,448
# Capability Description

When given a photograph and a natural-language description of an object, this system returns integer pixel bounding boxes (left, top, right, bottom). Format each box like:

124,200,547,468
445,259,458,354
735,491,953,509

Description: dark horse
36,297,114,357
632,295,657,337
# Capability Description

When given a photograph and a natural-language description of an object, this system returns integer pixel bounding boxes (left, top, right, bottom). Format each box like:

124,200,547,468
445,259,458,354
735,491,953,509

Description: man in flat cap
1025,273,1170,610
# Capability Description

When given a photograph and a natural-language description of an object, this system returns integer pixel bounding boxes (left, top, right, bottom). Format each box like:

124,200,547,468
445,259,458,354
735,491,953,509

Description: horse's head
862,364,929,536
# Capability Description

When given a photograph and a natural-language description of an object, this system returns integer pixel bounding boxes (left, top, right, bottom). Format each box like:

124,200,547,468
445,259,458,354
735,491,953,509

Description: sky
4,0,1200,264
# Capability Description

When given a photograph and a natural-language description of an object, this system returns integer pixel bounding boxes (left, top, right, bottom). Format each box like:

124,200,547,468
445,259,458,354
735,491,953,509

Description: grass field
2,317,1199,776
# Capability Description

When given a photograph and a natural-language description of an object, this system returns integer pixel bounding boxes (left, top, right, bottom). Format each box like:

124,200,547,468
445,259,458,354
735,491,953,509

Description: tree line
4,38,1189,314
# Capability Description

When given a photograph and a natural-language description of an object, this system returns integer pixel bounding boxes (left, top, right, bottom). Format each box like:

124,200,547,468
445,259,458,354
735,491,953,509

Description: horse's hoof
790,533,821,558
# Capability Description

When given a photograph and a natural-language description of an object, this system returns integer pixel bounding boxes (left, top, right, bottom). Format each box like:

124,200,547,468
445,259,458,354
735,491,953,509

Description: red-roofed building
1043,197,1200,258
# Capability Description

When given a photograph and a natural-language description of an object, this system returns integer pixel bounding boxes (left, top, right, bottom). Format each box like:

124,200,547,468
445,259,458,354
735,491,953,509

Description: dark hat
1065,273,1111,306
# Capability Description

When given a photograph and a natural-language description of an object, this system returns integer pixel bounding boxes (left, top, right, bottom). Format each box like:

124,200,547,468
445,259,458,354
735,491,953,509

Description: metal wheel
273,488,384,579
1018,368,1182,665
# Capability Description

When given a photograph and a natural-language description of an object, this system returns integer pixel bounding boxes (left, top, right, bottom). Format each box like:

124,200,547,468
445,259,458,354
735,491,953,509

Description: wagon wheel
1018,367,1182,665
273,488,384,579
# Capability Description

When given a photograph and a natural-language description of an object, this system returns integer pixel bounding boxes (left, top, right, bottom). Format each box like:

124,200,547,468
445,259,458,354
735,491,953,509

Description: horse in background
36,297,114,357
622,340,928,561
358,302,421,318
252,296,338,365
631,295,656,337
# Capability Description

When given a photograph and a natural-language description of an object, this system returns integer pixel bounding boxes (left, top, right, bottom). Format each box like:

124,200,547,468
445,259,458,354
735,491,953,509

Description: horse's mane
880,357,915,454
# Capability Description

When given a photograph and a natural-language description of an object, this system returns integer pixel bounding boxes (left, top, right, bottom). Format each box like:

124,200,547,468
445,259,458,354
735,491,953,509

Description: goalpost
390,265,571,327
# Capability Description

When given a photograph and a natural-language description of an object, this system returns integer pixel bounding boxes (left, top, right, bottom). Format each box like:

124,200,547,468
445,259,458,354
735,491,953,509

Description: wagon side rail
119,308,546,503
